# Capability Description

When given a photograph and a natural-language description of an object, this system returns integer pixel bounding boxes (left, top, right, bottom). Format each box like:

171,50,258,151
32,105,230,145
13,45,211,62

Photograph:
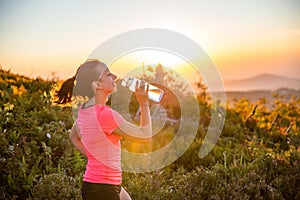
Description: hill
223,73,300,91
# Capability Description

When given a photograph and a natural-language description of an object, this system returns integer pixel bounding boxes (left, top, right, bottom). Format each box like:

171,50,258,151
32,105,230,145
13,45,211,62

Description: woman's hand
113,80,152,143
135,80,149,106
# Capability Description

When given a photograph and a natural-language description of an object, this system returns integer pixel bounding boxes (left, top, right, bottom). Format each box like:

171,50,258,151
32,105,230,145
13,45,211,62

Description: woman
56,60,152,200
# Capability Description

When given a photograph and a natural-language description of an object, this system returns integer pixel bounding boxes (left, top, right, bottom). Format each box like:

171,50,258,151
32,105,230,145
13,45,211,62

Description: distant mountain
223,73,300,91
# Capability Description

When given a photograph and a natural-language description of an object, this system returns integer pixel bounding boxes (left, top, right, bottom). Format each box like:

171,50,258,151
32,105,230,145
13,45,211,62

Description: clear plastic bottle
121,77,164,102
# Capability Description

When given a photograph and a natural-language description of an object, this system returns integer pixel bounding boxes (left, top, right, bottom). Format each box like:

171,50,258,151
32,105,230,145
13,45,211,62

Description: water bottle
121,78,164,102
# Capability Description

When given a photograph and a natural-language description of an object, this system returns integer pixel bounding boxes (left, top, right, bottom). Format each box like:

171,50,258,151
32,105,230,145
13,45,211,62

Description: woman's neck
89,93,108,106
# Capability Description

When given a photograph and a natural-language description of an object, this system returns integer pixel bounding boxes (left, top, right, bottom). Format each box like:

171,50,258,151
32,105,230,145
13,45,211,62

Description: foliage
28,173,81,200
0,68,299,199
0,69,84,199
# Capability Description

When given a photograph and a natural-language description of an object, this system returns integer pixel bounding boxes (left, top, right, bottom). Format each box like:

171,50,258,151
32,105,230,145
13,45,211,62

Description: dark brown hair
55,60,103,104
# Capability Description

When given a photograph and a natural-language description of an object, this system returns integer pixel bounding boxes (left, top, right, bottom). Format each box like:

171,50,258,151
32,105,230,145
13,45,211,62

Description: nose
112,73,117,80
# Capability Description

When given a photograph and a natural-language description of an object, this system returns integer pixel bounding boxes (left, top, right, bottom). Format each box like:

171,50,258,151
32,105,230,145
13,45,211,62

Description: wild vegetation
0,67,299,199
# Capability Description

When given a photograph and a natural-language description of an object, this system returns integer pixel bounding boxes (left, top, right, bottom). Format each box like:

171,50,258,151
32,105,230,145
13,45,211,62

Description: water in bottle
121,78,164,102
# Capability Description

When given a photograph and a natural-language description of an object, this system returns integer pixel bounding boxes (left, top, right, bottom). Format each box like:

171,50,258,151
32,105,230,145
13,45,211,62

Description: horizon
2,63,300,93
1,64,299,82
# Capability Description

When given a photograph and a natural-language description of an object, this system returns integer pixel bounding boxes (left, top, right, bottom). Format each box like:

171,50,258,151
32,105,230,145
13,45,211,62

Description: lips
113,80,118,87
113,78,119,87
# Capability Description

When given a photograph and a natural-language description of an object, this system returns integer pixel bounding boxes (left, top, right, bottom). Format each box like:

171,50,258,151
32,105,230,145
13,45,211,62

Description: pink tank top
77,105,124,185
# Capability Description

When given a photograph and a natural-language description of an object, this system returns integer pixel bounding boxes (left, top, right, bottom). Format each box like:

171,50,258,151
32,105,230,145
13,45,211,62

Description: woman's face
97,64,118,94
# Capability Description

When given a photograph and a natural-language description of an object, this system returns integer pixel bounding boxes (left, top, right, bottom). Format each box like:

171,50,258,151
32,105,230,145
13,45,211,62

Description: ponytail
55,59,104,104
55,76,76,104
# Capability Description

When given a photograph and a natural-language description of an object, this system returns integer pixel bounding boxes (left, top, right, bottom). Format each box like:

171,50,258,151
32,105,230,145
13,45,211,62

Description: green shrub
29,173,82,200
1,68,299,199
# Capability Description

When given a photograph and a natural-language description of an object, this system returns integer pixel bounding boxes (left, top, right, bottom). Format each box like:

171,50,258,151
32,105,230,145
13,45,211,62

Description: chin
112,87,117,93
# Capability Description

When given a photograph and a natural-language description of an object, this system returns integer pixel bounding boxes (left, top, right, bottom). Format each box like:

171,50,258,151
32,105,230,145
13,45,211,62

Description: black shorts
82,181,121,200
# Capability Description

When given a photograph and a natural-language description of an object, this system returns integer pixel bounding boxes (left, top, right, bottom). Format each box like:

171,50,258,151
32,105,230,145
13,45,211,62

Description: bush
1,68,299,199
29,173,82,200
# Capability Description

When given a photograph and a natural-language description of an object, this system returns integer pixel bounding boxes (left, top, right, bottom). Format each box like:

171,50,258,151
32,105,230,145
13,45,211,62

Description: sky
0,0,300,81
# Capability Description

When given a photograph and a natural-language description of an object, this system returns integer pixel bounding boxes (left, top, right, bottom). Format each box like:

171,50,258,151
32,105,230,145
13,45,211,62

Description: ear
92,81,102,90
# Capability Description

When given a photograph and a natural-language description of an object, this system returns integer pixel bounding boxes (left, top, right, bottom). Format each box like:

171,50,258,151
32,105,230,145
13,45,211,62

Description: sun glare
108,49,201,82
110,49,186,68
